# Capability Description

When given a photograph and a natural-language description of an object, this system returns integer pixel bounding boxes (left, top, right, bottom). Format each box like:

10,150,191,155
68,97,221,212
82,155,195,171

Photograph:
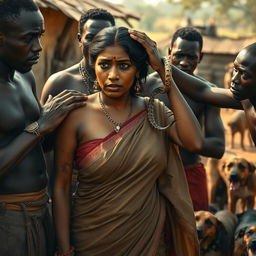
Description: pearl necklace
99,93,133,133
78,59,94,94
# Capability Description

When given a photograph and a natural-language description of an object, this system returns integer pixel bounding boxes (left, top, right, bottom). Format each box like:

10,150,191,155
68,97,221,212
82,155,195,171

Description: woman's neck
99,91,132,110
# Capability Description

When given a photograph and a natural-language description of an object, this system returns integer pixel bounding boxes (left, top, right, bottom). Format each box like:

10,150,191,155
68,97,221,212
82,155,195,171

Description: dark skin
40,18,113,194
0,9,87,194
53,37,204,253
40,19,113,103
143,37,225,165
135,30,256,146
169,45,256,146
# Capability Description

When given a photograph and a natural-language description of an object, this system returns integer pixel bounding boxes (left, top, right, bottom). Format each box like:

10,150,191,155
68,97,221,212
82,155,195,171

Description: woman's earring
135,78,142,94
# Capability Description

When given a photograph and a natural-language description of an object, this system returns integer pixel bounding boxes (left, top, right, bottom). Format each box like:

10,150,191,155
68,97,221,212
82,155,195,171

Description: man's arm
172,65,242,109
0,83,87,177
200,105,225,158
241,99,256,145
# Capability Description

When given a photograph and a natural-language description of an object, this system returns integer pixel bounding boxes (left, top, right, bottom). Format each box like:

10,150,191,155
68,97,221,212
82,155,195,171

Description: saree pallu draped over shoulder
73,98,199,256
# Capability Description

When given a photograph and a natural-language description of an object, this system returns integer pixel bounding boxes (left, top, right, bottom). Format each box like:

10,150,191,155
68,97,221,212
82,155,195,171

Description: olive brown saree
73,99,199,256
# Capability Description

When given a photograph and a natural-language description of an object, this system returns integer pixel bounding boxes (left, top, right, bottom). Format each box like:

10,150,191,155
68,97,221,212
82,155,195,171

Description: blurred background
110,0,256,88
111,0,256,39
33,0,256,95
33,0,255,160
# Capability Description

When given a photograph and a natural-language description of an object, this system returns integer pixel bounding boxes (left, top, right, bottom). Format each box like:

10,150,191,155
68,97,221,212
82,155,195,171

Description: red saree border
77,109,146,168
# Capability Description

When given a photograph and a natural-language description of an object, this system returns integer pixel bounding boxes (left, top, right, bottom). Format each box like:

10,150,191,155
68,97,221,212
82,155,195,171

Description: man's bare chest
0,82,40,135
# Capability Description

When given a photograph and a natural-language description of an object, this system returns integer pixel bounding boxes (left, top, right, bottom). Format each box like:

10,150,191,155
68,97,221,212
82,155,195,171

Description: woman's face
95,44,138,98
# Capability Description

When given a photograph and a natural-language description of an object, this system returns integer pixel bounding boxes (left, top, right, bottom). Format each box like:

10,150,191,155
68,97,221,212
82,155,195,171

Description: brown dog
234,210,256,256
227,110,253,150
195,210,237,256
206,151,236,211
218,157,256,213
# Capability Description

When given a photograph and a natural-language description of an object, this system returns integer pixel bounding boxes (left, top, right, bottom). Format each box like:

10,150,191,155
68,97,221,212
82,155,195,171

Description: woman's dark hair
88,26,148,94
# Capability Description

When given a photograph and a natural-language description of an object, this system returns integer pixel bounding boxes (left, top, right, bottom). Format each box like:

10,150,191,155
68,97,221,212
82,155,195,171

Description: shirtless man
0,1,86,255
143,27,225,211
40,8,115,195
40,8,115,103
170,43,256,146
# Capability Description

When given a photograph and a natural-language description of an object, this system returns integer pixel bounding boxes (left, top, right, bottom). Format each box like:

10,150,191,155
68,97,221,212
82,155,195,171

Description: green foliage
167,0,256,32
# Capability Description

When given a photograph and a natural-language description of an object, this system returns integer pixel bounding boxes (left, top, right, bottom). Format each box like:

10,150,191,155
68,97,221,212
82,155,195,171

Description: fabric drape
73,98,199,256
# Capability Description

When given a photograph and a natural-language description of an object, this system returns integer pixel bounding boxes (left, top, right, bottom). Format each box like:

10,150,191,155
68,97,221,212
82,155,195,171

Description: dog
195,210,237,256
233,210,256,256
218,156,256,213
206,151,236,211
227,110,253,150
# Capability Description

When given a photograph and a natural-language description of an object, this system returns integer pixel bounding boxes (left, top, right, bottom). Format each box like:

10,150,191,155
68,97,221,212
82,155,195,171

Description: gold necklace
78,59,94,94
99,93,133,133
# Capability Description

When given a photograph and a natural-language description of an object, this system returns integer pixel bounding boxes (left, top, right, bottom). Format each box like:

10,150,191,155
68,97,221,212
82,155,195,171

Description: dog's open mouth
230,181,240,190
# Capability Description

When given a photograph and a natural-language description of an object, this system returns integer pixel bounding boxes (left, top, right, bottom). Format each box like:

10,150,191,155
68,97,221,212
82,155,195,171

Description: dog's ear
218,159,227,175
234,227,247,240
248,161,255,173
216,218,228,251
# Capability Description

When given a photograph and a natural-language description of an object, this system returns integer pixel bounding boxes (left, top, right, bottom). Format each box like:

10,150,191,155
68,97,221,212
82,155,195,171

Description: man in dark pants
0,1,86,255
143,27,225,211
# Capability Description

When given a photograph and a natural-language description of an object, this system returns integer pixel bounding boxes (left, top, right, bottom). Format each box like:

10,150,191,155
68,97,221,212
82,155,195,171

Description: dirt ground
201,108,255,166
202,108,256,211
220,108,256,164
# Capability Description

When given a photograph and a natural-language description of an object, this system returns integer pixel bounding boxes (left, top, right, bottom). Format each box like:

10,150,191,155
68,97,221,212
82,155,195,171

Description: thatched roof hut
32,0,140,95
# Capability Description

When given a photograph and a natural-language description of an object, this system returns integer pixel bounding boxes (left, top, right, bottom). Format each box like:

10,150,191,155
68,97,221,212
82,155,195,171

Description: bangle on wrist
56,246,75,256
24,121,41,138
146,56,174,130
162,56,172,93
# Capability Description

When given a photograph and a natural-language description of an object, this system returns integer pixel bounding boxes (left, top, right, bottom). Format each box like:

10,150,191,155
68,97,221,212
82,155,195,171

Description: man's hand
38,90,87,135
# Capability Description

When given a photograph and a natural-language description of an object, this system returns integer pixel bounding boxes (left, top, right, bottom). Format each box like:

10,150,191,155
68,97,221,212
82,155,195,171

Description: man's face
231,48,256,100
78,19,113,59
0,10,44,73
169,37,202,75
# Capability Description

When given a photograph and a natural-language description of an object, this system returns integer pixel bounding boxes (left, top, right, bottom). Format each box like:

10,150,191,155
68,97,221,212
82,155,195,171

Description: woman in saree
53,26,201,256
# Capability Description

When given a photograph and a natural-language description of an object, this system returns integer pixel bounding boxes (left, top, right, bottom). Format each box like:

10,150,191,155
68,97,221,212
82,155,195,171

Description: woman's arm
53,112,78,253
129,30,203,151
129,29,241,110
165,74,204,152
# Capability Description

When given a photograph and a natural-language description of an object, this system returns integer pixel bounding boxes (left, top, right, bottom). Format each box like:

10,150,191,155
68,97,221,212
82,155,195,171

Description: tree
167,0,256,32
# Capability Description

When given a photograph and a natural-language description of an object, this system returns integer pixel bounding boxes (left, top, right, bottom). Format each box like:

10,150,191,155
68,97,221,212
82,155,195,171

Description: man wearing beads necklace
143,27,225,212
40,8,115,195
40,8,115,103
0,0,87,255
